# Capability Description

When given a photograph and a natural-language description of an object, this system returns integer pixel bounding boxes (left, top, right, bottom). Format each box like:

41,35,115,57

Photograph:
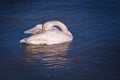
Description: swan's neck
52,21,68,33
44,21,69,34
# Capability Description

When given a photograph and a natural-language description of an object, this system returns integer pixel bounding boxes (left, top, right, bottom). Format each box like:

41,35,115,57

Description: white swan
20,21,73,45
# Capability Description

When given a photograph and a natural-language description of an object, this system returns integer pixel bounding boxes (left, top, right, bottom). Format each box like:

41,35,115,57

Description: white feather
20,21,73,45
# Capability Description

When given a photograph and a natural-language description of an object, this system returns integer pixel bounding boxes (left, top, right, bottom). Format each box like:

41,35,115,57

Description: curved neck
44,21,69,33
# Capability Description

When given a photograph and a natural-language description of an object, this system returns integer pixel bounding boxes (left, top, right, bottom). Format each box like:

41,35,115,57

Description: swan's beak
41,27,45,32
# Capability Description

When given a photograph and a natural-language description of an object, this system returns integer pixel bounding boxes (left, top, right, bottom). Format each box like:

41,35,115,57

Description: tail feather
20,38,27,43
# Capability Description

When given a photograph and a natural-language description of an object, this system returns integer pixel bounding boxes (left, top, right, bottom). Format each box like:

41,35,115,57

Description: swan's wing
24,24,59,34
24,24,42,34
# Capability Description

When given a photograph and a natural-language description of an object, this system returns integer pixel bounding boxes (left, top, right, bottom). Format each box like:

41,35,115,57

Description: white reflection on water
23,42,71,69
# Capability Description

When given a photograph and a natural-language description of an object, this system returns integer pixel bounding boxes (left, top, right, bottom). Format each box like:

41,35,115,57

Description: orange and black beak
41,26,45,32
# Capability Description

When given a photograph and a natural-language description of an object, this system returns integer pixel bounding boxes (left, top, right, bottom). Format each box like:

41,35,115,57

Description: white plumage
20,21,73,45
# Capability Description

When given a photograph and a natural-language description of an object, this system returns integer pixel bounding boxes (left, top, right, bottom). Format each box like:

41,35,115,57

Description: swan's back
26,30,72,45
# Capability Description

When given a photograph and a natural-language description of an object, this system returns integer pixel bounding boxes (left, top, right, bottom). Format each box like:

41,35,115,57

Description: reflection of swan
20,21,73,45
24,42,71,69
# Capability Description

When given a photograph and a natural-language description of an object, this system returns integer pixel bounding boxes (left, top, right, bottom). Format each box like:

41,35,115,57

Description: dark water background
0,0,120,80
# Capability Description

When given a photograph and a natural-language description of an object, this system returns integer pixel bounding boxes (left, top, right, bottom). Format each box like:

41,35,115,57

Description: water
0,0,120,80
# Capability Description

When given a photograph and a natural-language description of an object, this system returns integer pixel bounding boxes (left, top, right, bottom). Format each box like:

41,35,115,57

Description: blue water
0,0,120,80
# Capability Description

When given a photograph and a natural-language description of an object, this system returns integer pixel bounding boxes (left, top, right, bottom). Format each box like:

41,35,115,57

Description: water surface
0,0,120,80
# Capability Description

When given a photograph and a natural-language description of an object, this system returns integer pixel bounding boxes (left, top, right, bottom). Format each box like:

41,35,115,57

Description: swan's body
20,21,73,45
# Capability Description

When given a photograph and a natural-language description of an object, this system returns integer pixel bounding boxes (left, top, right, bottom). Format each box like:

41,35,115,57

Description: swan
20,21,73,45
